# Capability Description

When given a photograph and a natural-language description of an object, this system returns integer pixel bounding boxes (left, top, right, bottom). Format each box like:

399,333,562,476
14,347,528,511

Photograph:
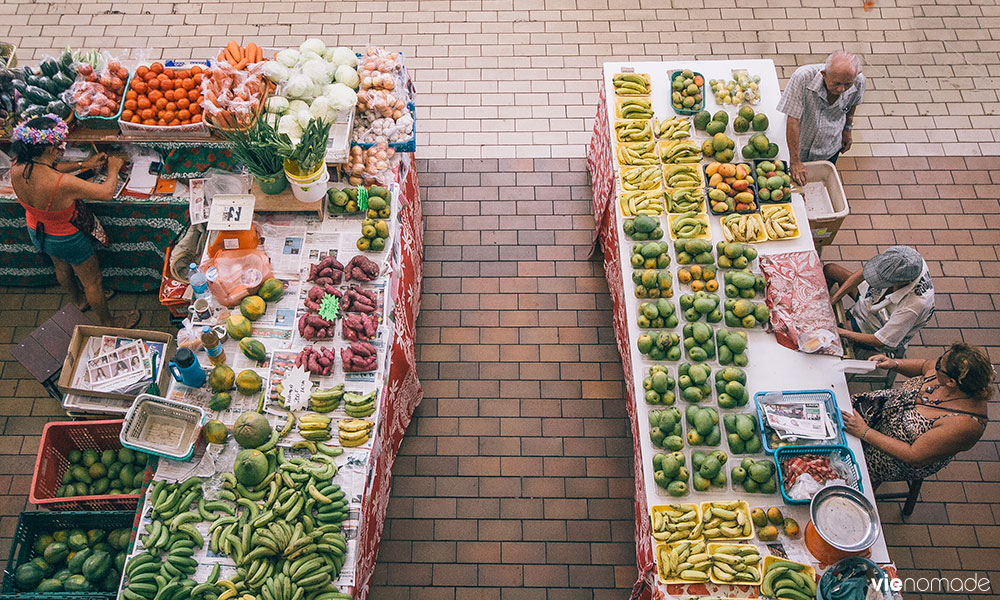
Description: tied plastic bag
357,89,407,119
345,142,395,186
352,111,413,145
358,47,407,98
760,250,843,357
68,51,130,119
201,61,267,129
786,472,847,501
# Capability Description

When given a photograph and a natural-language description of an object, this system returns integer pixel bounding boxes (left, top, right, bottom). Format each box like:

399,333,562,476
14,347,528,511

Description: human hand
790,161,807,185
841,129,853,152
81,153,107,170
869,354,896,370
107,155,125,173
842,410,869,438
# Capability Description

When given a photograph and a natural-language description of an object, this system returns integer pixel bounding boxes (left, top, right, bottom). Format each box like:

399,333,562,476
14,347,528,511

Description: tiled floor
1,2,999,599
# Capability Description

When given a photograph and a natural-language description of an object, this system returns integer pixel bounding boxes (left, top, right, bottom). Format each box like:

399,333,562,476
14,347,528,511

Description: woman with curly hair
10,115,138,327
843,343,993,488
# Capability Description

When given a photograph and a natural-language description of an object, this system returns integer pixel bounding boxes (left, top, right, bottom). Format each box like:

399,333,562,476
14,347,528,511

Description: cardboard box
58,325,176,400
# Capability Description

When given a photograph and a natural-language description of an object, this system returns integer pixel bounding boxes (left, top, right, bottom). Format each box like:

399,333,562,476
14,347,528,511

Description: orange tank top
18,173,78,235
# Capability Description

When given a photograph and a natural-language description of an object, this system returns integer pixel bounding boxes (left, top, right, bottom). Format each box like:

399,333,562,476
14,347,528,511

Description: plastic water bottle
201,326,227,367
189,263,209,300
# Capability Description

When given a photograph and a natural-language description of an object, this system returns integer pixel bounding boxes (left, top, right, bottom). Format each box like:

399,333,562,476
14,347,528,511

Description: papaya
226,315,253,340
203,419,228,444
15,562,45,591
208,365,235,393
240,295,266,321
256,278,284,302
82,551,111,582
100,568,121,592
64,574,91,592
239,338,267,363
233,412,271,448
235,370,263,395
35,578,63,593
43,542,69,565
67,547,92,574
209,392,232,411
67,530,88,551
29,557,51,575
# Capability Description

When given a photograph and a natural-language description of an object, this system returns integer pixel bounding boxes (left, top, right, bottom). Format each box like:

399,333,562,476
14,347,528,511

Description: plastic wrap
200,61,266,129
358,47,406,98
759,250,843,357
345,142,395,186
352,110,413,145
68,53,130,118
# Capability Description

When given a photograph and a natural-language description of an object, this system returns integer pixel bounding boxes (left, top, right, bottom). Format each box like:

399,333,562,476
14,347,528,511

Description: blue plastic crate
753,389,845,454
775,444,863,505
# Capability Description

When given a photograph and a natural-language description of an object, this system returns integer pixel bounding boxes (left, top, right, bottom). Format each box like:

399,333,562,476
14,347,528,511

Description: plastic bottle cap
190,262,198,270
202,326,211,333
174,347,195,367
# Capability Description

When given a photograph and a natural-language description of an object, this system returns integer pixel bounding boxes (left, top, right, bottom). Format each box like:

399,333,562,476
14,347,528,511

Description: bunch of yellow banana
297,413,332,441
659,539,710,582
659,140,701,164
613,72,650,96
671,212,710,239
701,501,752,539
621,165,661,191
616,142,657,166
710,544,761,584
309,384,344,413
654,117,691,140
651,504,702,542
618,97,653,119
667,188,704,213
620,190,663,217
615,119,652,142
722,214,763,243
338,418,374,448
761,204,798,239
664,164,703,189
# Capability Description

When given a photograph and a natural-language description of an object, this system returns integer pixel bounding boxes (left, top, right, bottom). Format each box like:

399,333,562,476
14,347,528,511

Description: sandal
79,289,117,312
113,309,141,329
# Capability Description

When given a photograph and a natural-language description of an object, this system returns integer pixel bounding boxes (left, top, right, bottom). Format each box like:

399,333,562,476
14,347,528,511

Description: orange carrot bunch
201,62,267,129
217,41,265,71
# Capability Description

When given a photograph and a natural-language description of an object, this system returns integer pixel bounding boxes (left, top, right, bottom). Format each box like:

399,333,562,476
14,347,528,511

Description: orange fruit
142,118,156,125
144,71,156,82
148,90,162,102
140,108,154,120
187,89,200,102
163,89,175,102
162,111,176,122
155,98,167,110
137,97,151,109
157,118,167,126
163,68,174,78
176,98,190,110
160,78,174,91
191,103,201,114
124,99,137,111
181,119,191,125
177,109,191,121
193,73,203,85
165,102,177,112
182,78,194,90
192,114,202,123
121,109,134,120
190,65,203,75
169,119,181,126
147,78,160,90
150,62,164,74
131,80,147,94
125,90,137,100
131,115,141,123
136,65,149,78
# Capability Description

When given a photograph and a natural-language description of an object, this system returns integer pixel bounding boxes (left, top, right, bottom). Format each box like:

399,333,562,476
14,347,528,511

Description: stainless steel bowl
809,484,879,552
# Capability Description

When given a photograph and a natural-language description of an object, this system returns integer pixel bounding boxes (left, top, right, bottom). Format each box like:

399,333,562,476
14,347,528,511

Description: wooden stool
875,478,923,516
10,304,91,401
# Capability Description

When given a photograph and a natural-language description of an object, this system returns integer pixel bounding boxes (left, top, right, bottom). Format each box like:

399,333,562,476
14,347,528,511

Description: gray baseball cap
863,246,923,289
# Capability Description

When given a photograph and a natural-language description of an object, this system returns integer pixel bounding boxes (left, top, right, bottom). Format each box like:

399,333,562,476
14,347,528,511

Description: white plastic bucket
286,166,329,203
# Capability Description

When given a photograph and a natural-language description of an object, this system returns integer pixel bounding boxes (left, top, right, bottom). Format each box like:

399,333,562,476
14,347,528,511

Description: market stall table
588,59,895,599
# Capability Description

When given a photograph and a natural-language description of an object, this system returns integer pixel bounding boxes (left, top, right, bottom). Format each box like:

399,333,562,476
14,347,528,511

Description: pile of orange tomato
121,62,207,127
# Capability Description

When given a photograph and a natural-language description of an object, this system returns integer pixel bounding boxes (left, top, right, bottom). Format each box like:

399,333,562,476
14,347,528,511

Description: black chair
875,478,923,516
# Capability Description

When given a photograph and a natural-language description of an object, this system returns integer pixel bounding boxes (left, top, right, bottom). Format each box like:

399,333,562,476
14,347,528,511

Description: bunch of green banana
615,119,652,142
654,117,691,140
620,165,661,191
670,212,710,239
658,539,710,582
761,204,798,239
616,142,657,166
660,140,701,164
298,413,333,441
762,559,816,599
650,503,702,542
620,190,663,217
338,419,373,448
722,213,763,243
668,188,704,213
710,544,760,584
618,97,653,119
701,501,752,539
664,164,703,189
344,391,377,418
613,72,650,96
310,384,345,413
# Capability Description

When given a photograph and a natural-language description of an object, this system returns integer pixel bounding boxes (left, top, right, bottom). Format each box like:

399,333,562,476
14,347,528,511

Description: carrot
225,49,238,66
227,41,240,58
234,58,248,71
217,51,225,61
246,43,260,63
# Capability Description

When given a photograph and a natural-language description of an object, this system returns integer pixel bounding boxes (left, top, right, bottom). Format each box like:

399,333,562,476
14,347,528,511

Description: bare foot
112,309,140,328
77,289,117,312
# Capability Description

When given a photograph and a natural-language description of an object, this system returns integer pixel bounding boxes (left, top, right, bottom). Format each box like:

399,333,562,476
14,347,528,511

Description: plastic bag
68,51,130,118
760,250,843,357
356,89,407,118
345,143,395,186
352,113,413,145
201,61,266,129
786,473,847,501
176,321,204,352
204,170,248,201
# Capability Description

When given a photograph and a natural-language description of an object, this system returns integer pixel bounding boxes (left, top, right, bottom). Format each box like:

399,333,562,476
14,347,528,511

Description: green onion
275,117,331,175
223,117,285,178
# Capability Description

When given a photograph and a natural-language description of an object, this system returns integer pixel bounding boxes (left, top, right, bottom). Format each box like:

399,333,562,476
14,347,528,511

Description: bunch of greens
275,117,332,176
224,117,285,178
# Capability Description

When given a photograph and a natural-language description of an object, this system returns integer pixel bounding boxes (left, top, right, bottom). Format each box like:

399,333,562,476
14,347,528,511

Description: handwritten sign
281,365,313,411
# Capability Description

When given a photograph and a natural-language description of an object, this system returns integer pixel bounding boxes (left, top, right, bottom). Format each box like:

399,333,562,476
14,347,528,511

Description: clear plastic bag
68,51,130,119
358,47,407,98
345,143,395,186
352,111,414,145
201,61,266,128
356,89,407,118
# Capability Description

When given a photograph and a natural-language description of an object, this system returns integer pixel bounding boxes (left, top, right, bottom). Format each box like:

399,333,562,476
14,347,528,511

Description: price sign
281,365,313,411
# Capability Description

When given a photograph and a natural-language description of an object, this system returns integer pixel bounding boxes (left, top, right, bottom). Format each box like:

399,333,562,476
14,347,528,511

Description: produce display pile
603,61,880,598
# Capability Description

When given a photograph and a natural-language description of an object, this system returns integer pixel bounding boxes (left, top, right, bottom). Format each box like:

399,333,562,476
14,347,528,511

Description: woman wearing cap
11,115,138,327
825,245,934,354
843,344,992,488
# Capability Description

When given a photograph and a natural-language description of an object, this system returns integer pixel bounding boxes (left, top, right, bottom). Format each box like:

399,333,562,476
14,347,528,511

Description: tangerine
136,65,149,78
137,97,151,109
130,115,141,123
160,78,174,91
163,111,176,122
124,99,137,111
157,118,167,126
163,89,175,102
177,109,191,121
190,65,203,75
187,89,200,102
142,118,154,125
121,109,134,120
169,119,181,126
192,114,202,123
163,68,174,78
132,80,147,94
147,78,160,90
150,62,164,74
176,98,190,110
148,90,163,102
155,98,167,110
193,73,203,85
140,108,154,120
144,71,156,82
166,102,177,112
181,78,194,90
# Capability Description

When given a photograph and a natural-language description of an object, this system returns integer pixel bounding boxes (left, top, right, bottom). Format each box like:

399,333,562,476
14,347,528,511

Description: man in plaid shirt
777,51,865,185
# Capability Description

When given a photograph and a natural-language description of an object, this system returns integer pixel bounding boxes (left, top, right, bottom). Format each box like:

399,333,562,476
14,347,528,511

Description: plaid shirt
777,64,865,162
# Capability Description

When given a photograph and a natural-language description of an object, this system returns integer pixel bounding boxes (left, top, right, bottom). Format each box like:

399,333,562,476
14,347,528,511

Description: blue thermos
168,348,207,388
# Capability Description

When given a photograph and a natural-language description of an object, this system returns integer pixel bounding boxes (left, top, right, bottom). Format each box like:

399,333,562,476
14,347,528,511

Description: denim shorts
27,227,95,265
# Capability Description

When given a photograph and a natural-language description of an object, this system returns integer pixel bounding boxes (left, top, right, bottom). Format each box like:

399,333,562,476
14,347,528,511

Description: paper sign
319,293,340,322
189,178,209,224
208,194,255,231
282,365,313,411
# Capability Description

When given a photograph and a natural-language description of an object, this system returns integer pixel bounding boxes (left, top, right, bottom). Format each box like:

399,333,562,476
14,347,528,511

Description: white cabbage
275,49,299,68
299,38,327,56
264,96,289,114
334,65,359,89
331,47,358,68
326,83,357,112
260,61,290,84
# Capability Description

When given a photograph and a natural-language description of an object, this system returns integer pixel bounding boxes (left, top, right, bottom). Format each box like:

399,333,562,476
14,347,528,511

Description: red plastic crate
29,419,144,511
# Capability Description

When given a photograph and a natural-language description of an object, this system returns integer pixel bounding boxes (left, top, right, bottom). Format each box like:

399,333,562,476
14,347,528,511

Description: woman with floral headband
11,115,138,327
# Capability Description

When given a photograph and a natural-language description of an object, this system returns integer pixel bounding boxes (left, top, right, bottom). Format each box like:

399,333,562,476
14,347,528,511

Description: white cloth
850,260,934,351
777,64,866,162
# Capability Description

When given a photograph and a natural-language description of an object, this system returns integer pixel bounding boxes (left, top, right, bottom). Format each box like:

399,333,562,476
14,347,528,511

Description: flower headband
12,115,69,146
